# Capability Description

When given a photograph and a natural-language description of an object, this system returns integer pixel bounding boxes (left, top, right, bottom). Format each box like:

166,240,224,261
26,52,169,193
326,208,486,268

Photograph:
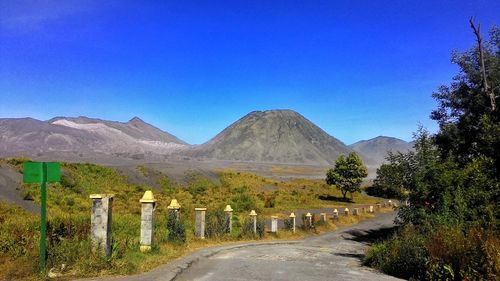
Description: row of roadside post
90,191,396,256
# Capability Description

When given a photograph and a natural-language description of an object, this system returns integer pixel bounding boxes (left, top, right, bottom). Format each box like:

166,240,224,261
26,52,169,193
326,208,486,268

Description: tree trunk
470,18,497,111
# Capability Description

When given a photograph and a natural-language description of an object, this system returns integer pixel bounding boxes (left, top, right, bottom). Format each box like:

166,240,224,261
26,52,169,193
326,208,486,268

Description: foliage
326,152,368,199
365,224,500,281
364,225,429,280
205,209,228,239
367,25,500,280
166,211,186,244
366,152,414,199
241,217,265,239
0,159,381,280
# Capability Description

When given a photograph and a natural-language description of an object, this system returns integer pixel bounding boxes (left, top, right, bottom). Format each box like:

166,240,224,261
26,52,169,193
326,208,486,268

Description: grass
0,158,390,280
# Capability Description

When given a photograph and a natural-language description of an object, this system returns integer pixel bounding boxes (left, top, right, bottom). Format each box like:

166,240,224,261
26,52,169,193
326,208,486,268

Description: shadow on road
345,226,398,244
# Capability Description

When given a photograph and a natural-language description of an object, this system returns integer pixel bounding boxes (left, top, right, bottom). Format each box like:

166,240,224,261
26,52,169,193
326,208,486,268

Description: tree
367,152,411,199
431,25,500,174
326,152,368,200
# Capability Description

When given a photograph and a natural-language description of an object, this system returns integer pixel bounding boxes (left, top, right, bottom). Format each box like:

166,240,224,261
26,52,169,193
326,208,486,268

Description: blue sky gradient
1,1,499,144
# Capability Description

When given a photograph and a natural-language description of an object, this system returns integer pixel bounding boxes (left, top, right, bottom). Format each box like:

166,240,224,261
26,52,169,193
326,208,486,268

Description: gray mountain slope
350,136,413,165
188,110,353,165
49,116,187,145
0,117,187,157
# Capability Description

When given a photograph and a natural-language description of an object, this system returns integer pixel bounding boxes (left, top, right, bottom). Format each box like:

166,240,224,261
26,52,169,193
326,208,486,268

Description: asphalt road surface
175,212,401,281
83,212,401,281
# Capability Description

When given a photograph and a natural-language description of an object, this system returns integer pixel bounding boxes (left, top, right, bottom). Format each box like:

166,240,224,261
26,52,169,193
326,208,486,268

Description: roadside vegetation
0,157,382,280
364,24,500,280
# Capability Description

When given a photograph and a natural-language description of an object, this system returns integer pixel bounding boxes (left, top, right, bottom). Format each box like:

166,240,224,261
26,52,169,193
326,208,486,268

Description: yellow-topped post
249,210,257,235
224,205,233,233
167,199,181,220
289,212,296,233
140,190,156,252
305,212,312,228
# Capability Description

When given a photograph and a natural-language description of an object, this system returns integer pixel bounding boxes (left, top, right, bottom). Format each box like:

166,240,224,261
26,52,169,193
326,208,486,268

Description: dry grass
0,159,392,280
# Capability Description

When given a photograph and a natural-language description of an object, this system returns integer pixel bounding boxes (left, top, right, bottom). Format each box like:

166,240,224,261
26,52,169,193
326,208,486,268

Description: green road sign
22,161,61,271
23,162,61,183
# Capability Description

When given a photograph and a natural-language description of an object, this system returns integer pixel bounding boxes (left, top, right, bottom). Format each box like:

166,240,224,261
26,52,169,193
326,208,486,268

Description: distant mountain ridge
0,116,187,158
187,110,353,165
350,136,413,165
1,112,411,168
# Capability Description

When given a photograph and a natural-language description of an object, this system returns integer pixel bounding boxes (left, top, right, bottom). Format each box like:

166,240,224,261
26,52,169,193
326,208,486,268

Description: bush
300,214,316,231
205,210,228,239
283,218,294,231
166,211,186,244
241,217,265,239
364,225,428,280
425,226,500,281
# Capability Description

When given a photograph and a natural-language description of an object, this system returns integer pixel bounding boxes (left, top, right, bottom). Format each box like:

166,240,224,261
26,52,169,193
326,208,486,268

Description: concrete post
369,205,374,213
167,199,181,220
289,212,296,233
305,212,312,227
140,191,156,252
332,209,339,220
224,205,233,233
271,216,278,233
344,208,349,216
353,208,359,216
320,213,327,223
90,194,113,257
195,208,207,239
249,210,257,234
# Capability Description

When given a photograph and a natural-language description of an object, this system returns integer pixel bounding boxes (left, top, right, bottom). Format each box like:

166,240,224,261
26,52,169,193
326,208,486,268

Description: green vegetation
0,158,382,280
326,152,368,200
366,152,412,199
365,24,500,280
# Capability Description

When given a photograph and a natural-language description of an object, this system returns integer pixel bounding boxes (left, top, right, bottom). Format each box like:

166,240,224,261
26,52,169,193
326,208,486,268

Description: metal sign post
23,162,61,270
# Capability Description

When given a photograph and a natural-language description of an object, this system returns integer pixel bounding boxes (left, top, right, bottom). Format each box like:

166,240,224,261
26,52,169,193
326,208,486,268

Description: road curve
82,212,402,281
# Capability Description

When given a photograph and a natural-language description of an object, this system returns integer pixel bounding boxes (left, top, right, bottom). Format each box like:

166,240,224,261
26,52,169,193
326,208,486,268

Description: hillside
187,110,353,165
350,136,413,165
0,116,188,158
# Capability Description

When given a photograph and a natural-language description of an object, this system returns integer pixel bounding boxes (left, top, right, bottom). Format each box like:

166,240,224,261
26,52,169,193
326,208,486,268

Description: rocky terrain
188,110,353,165
0,111,413,169
350,136,413,165
0,116,188,159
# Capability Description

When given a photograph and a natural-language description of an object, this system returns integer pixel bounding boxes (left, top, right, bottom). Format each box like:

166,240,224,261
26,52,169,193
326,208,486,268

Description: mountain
187,110,353,165
0,116,188,158
349,136,413,165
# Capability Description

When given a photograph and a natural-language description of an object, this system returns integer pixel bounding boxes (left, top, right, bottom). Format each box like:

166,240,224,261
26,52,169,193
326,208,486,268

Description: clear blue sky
1,1,499,145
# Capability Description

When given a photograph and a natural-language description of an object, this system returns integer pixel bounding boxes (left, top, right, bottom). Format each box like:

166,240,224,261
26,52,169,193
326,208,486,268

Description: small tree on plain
326,152,368,200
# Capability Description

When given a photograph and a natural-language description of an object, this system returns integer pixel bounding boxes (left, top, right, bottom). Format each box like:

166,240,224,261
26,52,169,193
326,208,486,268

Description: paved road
84,212,401,281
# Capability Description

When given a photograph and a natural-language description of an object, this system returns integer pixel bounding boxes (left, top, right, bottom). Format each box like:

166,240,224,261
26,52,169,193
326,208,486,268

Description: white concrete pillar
140,191,156,252
289,212,296,233
195,208,207,239
271,216,278,233
320,213,327,223
332,209,339,220
224,205,233,233
90,194,113,256
249,210,257,234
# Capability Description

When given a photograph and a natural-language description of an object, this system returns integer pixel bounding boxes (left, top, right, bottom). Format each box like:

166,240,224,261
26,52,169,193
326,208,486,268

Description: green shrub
241,217,265,239
283,218,294,231
166,211,186,244
364,225,427,280
205,209,228,239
